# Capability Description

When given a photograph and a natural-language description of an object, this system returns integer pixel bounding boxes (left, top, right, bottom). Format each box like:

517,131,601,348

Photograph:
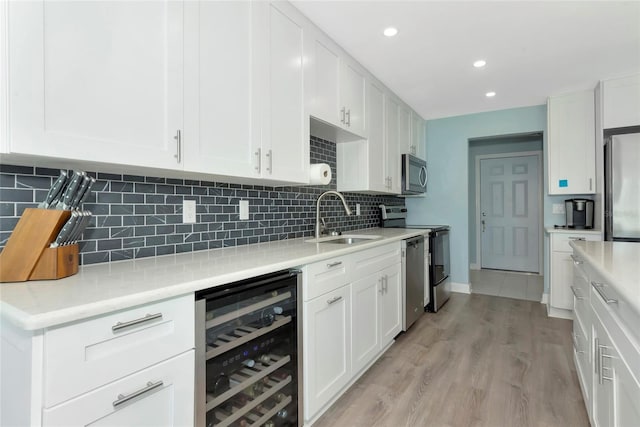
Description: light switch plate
552,203,565,214
183,200,196,223
239,200,249,220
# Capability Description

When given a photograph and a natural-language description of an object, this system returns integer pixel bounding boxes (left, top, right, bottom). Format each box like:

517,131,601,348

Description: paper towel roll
309,163,332,185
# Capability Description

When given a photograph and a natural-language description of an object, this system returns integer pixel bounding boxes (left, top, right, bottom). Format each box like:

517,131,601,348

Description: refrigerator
605,132,640,241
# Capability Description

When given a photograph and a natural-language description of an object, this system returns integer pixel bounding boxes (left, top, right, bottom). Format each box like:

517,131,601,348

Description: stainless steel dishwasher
402,235,425,331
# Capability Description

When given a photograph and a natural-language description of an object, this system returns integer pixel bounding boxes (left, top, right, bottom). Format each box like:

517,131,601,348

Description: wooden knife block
0,208,79,282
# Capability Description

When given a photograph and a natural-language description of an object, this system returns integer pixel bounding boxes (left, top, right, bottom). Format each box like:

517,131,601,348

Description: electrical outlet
183,200,196,223
356,203,361,216
552,203,565,214
239,200,249,220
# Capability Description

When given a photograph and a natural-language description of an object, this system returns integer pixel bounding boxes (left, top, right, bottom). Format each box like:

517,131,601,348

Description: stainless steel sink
305,235,382,244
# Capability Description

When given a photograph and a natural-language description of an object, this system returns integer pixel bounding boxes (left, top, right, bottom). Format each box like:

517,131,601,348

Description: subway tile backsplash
0,137,402,265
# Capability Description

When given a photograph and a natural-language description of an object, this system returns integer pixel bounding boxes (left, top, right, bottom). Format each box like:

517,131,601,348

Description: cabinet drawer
303,254,351,301
43,351,194,427
551,233,600,252
351,242,401,280
572,317,591,404
44,294,194,407
572,261,590,324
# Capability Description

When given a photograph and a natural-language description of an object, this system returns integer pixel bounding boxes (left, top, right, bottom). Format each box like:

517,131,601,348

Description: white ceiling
292,1,640,120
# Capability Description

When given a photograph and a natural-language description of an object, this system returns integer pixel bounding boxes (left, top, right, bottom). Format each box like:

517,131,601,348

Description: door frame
474,150,543,274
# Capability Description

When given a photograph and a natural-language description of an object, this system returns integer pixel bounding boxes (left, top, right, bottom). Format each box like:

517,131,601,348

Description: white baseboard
470,263,480,270
547,306,573,320
450,281,471,294
540,293,549,305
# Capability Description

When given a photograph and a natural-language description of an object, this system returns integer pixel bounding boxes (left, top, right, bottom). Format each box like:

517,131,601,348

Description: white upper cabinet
602,74,640,129
411,111,426,160
6,0,184,170
398,103,412,156
547,90,596,195
386,96,402,194
308,30,367,138
258,1,309,184
183,1,259,179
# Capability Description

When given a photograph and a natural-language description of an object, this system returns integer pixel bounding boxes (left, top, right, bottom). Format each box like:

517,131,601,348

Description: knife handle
58,171,83,209
50,212,79,248
76,176,96,208
39,170,68,209
70,175,91,210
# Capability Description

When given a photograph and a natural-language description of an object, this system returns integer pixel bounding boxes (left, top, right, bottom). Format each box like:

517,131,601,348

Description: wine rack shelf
206,292,292,330
207,315,292,360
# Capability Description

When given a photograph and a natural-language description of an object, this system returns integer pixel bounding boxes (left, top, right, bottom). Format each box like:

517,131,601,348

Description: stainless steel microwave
401,153,427,195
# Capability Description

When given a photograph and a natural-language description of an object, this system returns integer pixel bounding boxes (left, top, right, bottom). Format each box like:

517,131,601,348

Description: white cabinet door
341,60,367,137
551,251,574,310
8,0,183,170
592,320,615,427
379,263,402,347
398,104,412,156
43,351,194,427
183,1,259,178
410,111,424,159
547,90,596,194
367,81,388,193
310,37,341,127
351,273,381,375
386,97,401,194
259,2,309,184
304,285,351,420
602,74,640,129
612,351,640,427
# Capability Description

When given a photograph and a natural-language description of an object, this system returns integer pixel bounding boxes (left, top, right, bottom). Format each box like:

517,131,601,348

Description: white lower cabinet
572,246,640,427
303,285,351,421
302,242,403,423
42,351,194,427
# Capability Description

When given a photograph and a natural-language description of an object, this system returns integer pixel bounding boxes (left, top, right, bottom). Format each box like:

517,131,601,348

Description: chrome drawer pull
569,254,583,265
568,237,586,241
112,312,163,333
591,282,618,305
327,296,343,305
326,261,343,268
113,380,164,408
570,286,584,300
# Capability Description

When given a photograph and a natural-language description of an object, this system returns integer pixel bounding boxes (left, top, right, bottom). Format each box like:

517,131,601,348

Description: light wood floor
313,293,589,427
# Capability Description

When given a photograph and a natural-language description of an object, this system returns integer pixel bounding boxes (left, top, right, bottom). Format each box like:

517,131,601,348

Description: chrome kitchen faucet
315,190,352,240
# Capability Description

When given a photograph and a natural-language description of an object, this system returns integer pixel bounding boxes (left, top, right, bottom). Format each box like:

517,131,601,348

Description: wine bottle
242,359,255,368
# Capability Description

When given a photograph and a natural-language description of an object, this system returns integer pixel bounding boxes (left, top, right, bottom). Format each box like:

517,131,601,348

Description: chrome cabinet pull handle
345,109,351,126
591,282,618,304
384,275,388,293
379,277,384,294
594,337,600,375
113,380,164,408
326,261,342,268
570,286,584,300
327,296,343,305
255,148,261,172
340,107,346,124
570,254,583,265
598,344,614,383
568,237,585,241
589,178,593,191
112,312,163,333
266,149,273,174
174,130,182,163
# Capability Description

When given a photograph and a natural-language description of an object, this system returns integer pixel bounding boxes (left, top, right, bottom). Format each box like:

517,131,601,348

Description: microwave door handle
419,166,427,188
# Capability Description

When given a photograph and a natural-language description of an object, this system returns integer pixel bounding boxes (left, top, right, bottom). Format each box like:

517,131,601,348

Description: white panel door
480,155,540,272
351,273,380,375
183,1,259,178
263,2,308,183
379,263,402,347
304,286,351,420
341,61,367,137
367,81,387,193
8,0,183,169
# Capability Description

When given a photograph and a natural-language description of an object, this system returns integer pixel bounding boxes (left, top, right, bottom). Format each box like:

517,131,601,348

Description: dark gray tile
0,217,19,232
82,251,110,265
78,240,96,252
134,247,156,258
83,227,110,240
123,174,145,182
98,239,122,251
123,193,144,204
176,224,192,234
111,205,133,215
134,226,156,237
146,176,165,184
110,182,133,193
146,194,164,204
83,203,110,215
98,172,122,180
0,202,14,216
156,205,174,214
135,205,154,215
156,184,175,194
35,167,61,176
15,175,51,189
156,245,175,255
146,215,166,225
111,249,133,261
16,203,37,216
111,227,133,238
1,188,33,202
176,243,192,253
135,183,155,193
146,236,165,246
193,241,209,251
155,225,175,235
123,215,145,226
98,192,122,204
167,234,183,244
167,178,183,185
0,165,33,174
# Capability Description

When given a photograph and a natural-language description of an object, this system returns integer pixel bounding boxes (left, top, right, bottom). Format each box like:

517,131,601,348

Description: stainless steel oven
401,154,427,195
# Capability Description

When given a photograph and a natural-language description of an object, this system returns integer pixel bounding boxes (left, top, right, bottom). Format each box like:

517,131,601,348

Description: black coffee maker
565,199,594,229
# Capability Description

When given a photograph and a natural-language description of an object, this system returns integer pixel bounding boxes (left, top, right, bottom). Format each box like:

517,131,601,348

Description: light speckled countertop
570,240,640,316
0,228,428,330
545,227,602,235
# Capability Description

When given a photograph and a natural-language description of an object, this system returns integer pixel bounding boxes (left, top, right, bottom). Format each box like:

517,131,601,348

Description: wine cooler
195,270,302,427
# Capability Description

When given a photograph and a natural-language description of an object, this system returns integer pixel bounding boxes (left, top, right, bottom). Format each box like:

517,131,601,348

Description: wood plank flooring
313,293,589,427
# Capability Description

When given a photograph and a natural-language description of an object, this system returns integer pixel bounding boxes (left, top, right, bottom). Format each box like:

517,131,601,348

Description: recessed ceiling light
486,91,496,97
473,60,487,68
383,27,398,37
